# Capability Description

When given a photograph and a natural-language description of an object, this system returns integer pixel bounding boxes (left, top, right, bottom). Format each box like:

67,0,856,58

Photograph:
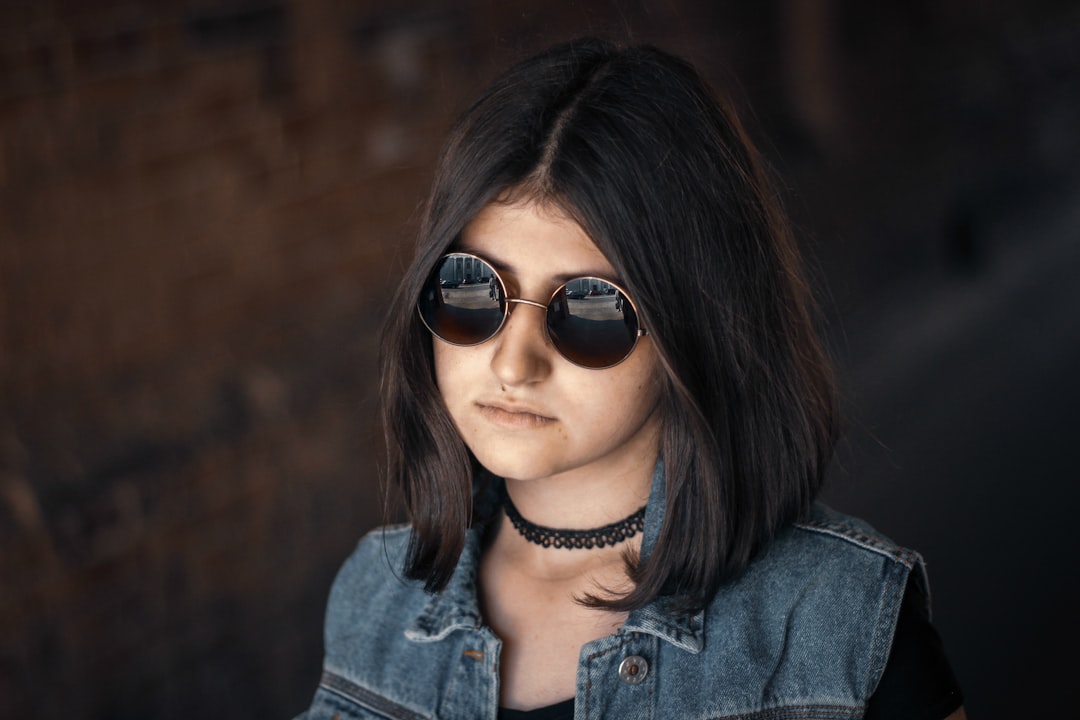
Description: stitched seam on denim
866,559,909,697
406,611,479,642
709,704,865,720
373,522,413,537
793,522,919,568
319,671,429,720
584,636,639,718
651,612,701,639
625,613,702,652
645,634,656,720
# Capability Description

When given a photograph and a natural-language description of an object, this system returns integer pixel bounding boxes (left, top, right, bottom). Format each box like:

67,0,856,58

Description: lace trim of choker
498,483,646,550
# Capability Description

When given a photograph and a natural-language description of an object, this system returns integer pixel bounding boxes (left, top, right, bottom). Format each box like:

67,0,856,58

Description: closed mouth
476,402,556,427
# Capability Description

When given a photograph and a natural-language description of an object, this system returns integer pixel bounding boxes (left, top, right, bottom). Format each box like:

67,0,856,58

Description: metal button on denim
618,655,648,684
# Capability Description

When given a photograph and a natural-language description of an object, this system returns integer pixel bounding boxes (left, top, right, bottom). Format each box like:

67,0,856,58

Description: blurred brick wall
0,1,481,716
2,0,1077,718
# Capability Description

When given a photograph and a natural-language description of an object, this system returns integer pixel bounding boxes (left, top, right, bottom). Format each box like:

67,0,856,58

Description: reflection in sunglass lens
547,279,640,368
417,253,643,369
418,254,505,345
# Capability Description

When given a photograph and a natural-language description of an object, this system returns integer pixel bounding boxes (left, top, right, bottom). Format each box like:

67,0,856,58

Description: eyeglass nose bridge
505,294,649,338
504,297,549,311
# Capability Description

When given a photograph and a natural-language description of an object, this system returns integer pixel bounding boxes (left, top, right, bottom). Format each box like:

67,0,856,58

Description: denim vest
301,465,926,720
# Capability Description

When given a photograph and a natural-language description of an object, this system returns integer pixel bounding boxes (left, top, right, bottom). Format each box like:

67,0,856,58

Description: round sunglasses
417,252,648,369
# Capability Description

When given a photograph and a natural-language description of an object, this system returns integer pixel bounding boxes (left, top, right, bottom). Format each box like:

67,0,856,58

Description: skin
434,199,663,709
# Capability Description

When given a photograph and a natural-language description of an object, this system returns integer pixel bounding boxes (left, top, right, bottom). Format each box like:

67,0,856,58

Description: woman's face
433,200,663,484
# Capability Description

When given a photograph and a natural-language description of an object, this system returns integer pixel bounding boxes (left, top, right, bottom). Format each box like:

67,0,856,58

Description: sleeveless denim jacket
300,464,926,719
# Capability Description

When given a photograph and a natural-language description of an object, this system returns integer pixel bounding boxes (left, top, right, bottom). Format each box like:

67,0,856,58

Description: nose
490,301,553,387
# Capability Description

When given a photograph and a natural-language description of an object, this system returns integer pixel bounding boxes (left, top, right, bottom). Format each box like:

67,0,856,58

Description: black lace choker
498,483,647,550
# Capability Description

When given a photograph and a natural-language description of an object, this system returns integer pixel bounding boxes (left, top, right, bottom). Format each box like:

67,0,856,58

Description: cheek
432,340,450,390
432,343,458,412
592,348,664,421
432,339,465,385
625,346,663,401
631,357,665,429
633,375,663,426
432,340,479,411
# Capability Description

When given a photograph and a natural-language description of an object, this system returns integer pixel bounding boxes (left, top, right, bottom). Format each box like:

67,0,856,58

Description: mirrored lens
546,278,640,368
418,254,505,345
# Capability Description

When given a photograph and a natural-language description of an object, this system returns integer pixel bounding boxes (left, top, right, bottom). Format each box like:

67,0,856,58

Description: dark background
2,1,1077,718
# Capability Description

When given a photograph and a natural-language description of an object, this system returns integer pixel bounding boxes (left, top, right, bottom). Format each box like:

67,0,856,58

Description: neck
500,482,646,550
492,514,639,583
501,456,654,530
489,462,653,579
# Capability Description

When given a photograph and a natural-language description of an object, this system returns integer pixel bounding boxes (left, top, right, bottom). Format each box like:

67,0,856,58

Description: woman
301,38,965,719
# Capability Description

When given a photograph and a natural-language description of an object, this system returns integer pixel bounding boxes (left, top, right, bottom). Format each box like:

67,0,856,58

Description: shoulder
331,523,414,589
787,503,929,610
750,502,925,587
310,526,483,717
783,503,926,586
323,524,426,651
705,502,924,618
757,503,925,608
792,503,924,570
329,523,415,599
699,504,924,698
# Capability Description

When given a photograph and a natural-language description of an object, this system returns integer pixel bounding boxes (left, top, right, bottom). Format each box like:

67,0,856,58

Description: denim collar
404,459,704,654
625,459,705,653
403,526,487,643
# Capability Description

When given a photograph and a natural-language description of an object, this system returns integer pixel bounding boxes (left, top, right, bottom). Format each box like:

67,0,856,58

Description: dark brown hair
379,38,837,613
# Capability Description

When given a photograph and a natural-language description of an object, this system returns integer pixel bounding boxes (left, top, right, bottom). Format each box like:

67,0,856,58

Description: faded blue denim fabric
300,464,926,719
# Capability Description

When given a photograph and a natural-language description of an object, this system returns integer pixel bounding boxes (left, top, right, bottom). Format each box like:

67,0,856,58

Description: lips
476,400,556,429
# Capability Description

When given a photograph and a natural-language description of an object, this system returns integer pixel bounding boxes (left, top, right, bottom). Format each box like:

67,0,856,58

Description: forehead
457,200,617,282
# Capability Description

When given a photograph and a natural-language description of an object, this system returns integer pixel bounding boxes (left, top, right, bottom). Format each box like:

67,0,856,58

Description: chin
469,448,564,483
473,458,547,482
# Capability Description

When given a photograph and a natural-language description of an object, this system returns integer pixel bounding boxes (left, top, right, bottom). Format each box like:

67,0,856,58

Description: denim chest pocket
307,671,433,720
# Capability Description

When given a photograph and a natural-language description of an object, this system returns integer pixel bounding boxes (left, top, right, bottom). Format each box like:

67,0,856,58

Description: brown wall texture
0,1,464,715
3,1,1078,718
